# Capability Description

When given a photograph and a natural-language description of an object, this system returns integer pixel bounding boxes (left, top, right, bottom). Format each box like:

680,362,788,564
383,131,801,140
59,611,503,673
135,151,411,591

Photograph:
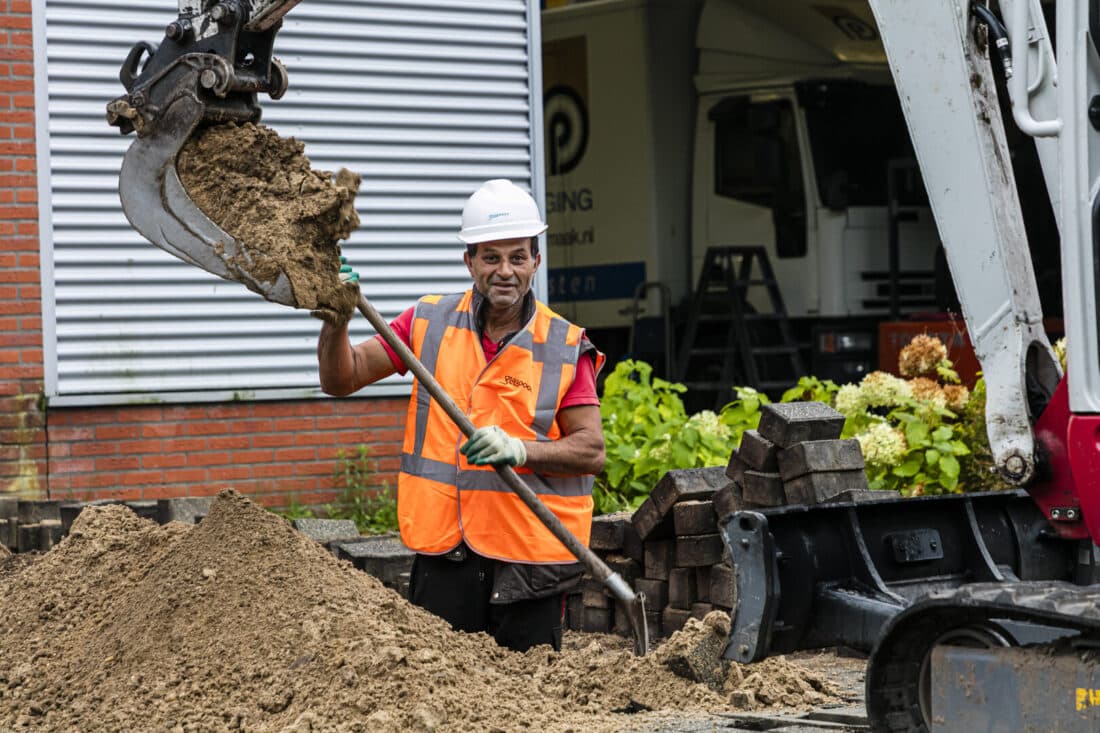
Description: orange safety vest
397,290,604,564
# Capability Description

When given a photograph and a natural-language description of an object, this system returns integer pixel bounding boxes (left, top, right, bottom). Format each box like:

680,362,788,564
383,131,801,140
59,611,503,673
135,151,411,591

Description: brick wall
0,0,45,499
46,398,407,507
0,3,408,509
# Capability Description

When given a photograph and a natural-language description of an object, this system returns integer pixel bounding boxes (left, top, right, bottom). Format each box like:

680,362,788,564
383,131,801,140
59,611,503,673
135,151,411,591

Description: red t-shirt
374,306,599,408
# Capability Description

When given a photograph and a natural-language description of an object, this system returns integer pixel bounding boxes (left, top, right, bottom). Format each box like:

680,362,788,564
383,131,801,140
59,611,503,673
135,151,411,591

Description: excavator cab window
710,96,807,258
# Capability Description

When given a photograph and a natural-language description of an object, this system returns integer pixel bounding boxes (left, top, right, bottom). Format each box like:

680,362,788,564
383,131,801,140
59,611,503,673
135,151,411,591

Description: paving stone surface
757,402,845,447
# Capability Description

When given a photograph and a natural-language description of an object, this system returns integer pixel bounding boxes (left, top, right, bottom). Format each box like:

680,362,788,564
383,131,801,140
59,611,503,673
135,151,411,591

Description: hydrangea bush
595,335,1016,511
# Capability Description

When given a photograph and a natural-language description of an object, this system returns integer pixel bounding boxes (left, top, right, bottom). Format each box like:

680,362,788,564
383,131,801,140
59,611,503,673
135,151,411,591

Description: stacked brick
567,401,878,641
0,496,211,553
567,466,735,639
726,402,870,507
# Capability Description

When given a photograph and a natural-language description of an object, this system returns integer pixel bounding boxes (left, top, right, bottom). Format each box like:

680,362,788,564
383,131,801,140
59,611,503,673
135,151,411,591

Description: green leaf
894,458,923,477
939,454,960,478
905,420,930,447
925,448,940,465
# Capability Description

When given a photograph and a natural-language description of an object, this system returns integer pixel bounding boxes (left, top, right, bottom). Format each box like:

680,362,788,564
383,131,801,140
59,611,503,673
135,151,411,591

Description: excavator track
865,581,1100,732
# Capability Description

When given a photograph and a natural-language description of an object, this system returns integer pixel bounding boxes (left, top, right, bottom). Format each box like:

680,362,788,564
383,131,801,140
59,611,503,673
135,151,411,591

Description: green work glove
339,255,360,284
461,425,527,467
311,255,359,326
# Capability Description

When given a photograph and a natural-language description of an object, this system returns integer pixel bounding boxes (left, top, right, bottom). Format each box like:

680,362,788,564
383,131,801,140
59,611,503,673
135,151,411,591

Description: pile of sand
177,122,361,317
0,492,841,732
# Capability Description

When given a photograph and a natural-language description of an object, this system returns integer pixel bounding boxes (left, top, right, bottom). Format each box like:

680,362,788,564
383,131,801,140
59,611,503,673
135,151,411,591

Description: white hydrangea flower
686,410,731,439
647,436,671,463
857,422,908,468
859,371,913,408
834,384,865,415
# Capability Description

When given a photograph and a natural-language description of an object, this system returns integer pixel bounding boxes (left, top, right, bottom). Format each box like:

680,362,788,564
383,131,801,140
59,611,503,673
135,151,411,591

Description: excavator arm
870,0,1062,489
105,0,301,307
861,1,1100,730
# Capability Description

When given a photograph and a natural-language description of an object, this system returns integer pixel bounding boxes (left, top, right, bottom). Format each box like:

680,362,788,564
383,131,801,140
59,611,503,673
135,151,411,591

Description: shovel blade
119,91,297,308
626,593,650,656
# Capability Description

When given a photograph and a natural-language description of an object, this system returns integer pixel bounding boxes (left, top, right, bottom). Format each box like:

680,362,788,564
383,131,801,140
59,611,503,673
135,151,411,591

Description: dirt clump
177,122,360,317
0,492,842,732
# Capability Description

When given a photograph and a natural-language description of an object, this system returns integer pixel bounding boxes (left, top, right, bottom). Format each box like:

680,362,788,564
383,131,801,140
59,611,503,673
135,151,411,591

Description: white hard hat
458,179,548,245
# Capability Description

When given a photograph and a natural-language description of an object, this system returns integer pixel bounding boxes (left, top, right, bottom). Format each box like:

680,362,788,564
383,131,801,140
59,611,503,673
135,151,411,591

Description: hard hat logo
458,179,548,245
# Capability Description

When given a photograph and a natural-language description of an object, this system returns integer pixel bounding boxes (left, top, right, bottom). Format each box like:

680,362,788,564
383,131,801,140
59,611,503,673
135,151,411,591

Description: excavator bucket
116,90,296,307
107,0,300,307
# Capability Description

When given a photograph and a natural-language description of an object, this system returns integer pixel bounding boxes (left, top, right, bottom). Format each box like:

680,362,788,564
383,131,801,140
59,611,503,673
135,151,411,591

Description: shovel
113,92,650,656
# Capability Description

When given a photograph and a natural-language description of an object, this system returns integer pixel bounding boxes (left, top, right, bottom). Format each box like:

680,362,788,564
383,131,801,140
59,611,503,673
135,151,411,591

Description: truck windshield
797,80,920,208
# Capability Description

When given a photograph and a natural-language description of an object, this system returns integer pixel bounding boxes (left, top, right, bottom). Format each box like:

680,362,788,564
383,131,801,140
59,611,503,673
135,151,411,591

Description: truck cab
542,0,942,388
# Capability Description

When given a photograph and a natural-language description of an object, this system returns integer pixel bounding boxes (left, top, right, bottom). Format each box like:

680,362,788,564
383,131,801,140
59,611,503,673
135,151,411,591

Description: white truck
541,0,946,382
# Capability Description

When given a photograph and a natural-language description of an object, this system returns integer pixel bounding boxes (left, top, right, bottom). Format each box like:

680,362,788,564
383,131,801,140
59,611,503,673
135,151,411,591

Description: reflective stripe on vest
397,290,597,563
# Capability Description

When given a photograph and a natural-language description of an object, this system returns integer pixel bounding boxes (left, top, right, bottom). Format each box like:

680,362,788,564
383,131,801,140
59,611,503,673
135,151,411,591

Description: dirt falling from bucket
177,122,361,316
0,492,842,732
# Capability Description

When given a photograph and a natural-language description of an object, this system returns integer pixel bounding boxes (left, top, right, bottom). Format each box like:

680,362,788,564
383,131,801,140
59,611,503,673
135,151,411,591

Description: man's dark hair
466,237,539,259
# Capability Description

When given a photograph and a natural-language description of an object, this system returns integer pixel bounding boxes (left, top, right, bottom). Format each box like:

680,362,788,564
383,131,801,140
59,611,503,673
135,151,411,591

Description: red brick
252,464,288,479
141,453,187,469
118,406,164,422
95,456,140,472
225,419,272,433
141,422,185,438
294,462,331,477
0,17,32,30
252,433,297,448
163,468,207,484
48,426,94,442
93,488,142,502
209,435,248,450
188,451,231,467
206,404,253,419
93,424,140,440
160,437,206,452
71,442,121,457
272,417,316,432
210,465,251,481
49,457,95,474
186,421,231,436
116,471,163,486
233,449,274,463
274,447,317,462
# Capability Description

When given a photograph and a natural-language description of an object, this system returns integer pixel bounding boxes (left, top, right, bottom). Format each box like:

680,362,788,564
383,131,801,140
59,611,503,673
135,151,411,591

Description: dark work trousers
408,547,565,652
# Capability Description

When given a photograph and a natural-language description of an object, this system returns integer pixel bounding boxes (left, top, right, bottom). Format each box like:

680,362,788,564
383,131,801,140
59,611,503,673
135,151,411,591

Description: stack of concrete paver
566,401,888,641
0,496,210,554
567,466,735,639
725,402,870,508
323,528,415,598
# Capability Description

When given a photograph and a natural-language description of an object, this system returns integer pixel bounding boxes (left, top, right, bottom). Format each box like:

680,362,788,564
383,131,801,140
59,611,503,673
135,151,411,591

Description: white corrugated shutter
40,0,543,403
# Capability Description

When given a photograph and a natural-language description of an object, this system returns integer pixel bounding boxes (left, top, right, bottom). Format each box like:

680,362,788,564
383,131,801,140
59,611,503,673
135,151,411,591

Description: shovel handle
354,293,636,602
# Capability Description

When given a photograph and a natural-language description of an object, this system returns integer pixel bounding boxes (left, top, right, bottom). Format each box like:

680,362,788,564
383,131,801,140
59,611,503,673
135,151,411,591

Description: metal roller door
37,0,545,404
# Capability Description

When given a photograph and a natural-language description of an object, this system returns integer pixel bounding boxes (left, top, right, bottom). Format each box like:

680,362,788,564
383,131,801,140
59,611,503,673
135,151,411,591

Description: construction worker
315,179,605,652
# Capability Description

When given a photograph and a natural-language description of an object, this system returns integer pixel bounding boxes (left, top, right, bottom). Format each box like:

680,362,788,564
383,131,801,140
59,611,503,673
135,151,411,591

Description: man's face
464,238,541,311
